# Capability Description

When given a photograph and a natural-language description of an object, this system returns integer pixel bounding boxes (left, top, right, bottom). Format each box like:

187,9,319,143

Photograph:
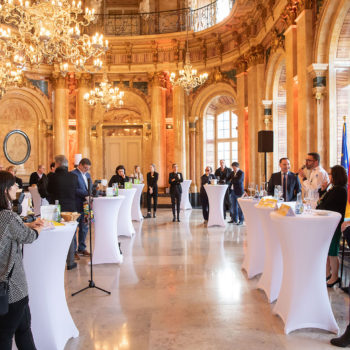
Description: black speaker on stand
258,130,274,182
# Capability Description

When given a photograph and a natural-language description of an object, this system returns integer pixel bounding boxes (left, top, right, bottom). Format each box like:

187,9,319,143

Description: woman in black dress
108,165,130,188
144,164,158,218
316,165,347,288
200,166,215,221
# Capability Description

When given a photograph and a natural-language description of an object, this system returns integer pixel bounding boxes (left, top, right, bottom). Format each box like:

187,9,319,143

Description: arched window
272,61,287,171
204,110,238,169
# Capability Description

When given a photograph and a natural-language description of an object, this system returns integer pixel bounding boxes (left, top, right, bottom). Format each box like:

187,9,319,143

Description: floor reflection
64,209,348,350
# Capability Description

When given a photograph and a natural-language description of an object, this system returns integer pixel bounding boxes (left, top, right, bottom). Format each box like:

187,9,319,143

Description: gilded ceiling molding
235,56,248,75
51,72,67,89
246,45,265,68
76,73,92,88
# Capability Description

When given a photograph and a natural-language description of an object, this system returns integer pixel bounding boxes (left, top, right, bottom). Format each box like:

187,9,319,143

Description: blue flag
341,122,349,173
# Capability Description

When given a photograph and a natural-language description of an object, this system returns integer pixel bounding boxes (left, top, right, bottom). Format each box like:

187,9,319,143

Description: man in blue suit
267,157,301,201
229,162,245,225
71,158,92,258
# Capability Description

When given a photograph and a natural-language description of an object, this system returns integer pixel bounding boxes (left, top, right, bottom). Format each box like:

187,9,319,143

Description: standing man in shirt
229,162,245,225
169,163,183,222
268,158,301,201
297,152,329,196
71,158,92,258
214,159,232,219
29,165,46,186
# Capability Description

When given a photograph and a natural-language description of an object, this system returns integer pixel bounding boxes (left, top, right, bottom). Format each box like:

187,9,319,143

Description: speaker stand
264,152,267,183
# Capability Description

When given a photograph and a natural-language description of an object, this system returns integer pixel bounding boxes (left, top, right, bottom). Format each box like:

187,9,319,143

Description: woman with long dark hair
0,171,44,349
316,165,347,288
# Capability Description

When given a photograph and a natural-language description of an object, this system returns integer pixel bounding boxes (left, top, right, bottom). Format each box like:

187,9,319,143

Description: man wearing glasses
297,152,329,193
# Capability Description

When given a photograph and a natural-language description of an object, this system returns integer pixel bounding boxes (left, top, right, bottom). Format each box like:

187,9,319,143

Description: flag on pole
342,117,350,221
341,119,349,173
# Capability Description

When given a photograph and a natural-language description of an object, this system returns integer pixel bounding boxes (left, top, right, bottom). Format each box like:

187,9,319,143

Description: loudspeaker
258,130,273,153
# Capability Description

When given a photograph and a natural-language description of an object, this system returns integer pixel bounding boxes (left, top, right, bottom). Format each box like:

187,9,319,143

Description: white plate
313,210,330,216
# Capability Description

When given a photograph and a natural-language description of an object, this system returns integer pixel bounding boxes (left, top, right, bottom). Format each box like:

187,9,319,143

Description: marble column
52,74,68,156
189,119,197,191
296,9,315,164
76,73,92,159
173,85,186,178
262,100,273,177
284,24,298,171
150,76,164,185
236,71,248,184
308,63,329,169
247,62,265,185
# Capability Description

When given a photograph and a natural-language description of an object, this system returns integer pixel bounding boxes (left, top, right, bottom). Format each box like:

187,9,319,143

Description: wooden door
104,136,142,181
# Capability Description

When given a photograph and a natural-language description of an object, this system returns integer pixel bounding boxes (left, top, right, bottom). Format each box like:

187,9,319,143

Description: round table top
270,210,341,222
93,195,125,201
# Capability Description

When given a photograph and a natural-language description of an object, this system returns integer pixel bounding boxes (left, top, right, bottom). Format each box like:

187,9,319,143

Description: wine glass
248,183,254,197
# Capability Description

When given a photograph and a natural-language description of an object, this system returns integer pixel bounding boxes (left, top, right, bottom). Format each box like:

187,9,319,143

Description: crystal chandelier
170,16,208,94
83,73,125,110
0,60,23,98
0,0,108,73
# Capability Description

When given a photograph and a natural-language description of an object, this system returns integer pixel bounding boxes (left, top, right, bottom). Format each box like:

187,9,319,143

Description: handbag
0,262,15,315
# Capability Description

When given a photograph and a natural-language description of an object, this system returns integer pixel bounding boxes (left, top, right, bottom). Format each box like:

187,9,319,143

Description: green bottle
55,200,61,222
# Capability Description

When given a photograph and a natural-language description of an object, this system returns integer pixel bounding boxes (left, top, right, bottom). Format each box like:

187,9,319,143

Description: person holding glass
316,165,347,288
0,170,44,349
267,158,301,201
144,164,158,218
108,165,130,188
130,165,144,184
200,166,215,222
169,164,183,222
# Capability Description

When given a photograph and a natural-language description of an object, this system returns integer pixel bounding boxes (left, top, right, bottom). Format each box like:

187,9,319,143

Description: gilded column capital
51,73,67,89
76,73,92,89
270,28,285,53
308,64,328,97
312,86,327,100
148,72,163,88
247,45,265,68
262,100,273,128
235,56,248,74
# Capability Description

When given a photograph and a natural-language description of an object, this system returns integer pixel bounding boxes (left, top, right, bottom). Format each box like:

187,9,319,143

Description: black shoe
228,219,235,223
327,277,341,288
153,212,156,218
331,325,350,347
118,242,122,255
326,274,331,281
237,221,243,226
173,217,176,222
144,212,151,219
67,262,77,270
177,218,180,222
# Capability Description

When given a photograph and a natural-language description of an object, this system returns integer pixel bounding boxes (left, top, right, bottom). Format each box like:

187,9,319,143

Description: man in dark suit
7,166,23,189
229,162,245,224
71,158,92,258
214,160,232,219
29,165,47,186
267,157,301,201
169,163,183,222
48,155,78,270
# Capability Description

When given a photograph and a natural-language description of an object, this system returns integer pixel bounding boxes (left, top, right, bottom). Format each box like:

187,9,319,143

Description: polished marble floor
64,209,349,350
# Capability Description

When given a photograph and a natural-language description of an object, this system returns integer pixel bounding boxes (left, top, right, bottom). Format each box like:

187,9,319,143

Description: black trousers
0,296,36,350
147,192,158,212
200,192,209,220
171,192,181,217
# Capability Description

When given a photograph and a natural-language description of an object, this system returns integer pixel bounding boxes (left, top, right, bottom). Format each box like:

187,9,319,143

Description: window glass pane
232,141,238,162
217,112,230,139
206,116,214,140
231,113,238,138
206,142,215,170
217,142,230,165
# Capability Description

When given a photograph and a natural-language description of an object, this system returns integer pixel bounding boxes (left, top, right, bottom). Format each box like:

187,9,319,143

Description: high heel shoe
327,277,340,288
326,274,331,281
331,324,350,347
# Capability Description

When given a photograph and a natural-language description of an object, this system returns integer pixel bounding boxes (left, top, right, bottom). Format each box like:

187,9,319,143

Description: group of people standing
200,160,245,224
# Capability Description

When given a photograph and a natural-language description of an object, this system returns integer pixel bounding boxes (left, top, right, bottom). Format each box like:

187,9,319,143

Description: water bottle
254,185,260,199
295,192,304,215
274,186,279,199
55,200,61,222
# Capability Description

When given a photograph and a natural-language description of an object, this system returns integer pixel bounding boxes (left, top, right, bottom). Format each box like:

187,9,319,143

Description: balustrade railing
84,0,235,37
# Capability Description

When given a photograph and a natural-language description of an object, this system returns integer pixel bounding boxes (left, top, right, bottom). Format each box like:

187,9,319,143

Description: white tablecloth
23,223,79,350
255,205,283,303
118,189,136,237
92,196,125,265
238,198,265,279
131,184,144,221
204,184,228,227
180,180,192,210
270,210,341,334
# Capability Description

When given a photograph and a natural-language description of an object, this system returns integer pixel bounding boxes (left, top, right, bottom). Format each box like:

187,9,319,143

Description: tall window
204,110,238,169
